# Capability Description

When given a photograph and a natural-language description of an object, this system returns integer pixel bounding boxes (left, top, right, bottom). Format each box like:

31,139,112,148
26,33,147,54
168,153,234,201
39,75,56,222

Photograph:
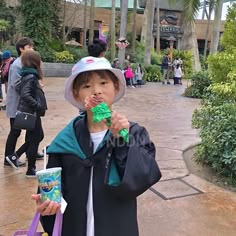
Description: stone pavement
0,78,236,236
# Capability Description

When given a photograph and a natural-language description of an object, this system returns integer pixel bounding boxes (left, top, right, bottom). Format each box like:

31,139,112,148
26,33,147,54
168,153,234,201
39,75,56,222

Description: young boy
32,56,161,236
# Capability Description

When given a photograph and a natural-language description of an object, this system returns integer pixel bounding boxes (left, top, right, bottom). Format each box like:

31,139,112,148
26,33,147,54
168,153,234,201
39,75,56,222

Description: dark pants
125,78,132,87
137,80,142,87
5,117,44,168
5,118,23,157
25,116,44,169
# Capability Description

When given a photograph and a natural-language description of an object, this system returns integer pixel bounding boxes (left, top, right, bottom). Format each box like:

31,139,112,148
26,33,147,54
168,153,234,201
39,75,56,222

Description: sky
197,2,231,20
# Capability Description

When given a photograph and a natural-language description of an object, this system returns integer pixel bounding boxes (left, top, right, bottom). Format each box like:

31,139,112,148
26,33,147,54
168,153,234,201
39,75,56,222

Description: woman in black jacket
11,50,47,177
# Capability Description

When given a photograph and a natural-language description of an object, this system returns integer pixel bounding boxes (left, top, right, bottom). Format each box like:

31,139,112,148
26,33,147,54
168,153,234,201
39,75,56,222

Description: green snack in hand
91,102,112,122
91,102,129,142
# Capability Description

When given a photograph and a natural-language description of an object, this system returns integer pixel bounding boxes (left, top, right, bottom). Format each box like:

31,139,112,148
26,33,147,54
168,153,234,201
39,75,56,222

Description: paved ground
0,78,236,236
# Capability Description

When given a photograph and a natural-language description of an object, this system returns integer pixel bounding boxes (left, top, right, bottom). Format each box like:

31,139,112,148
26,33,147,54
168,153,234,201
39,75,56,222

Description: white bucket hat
64,56,126,110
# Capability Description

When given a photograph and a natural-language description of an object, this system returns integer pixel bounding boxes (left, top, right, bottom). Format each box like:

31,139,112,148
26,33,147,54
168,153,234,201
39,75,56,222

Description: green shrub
54,50,74,63
151,50,162,65
143,65,161,82
172,49,193,80
37,47,56,62
48,39,65,52
65,46,88,62
184,71,211,98
1,45,17,57
192,103,236,181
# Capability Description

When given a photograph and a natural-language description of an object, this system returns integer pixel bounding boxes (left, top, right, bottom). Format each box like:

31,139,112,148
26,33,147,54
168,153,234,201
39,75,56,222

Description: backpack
125,67,134,79
0,57,15,83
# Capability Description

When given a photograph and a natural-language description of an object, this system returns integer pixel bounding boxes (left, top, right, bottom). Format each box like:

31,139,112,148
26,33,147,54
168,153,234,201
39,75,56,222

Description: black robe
41,116,161,236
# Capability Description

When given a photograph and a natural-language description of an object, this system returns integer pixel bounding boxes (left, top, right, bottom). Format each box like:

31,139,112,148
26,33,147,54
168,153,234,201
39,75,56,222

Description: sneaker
167,81,171,85
162,81,165,84
26,168,37,178
1,105,6,110
6,154,19,169
4,160,26,168
36,152,44,160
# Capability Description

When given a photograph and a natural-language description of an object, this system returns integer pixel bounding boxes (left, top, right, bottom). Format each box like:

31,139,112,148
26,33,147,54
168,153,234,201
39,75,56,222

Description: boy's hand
108,111,129,138
32,194,60,216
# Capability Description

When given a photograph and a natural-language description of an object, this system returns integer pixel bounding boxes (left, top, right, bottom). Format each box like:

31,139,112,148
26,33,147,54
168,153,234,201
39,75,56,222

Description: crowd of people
1,37,161,235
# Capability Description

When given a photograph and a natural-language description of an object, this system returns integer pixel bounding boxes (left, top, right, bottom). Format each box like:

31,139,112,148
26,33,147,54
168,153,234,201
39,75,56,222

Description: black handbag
14,111,37,130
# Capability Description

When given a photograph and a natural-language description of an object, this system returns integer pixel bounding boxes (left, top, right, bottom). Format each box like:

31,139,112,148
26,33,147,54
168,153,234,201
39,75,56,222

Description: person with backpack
0,50,15,110
0,53,3,105
124,64,135,88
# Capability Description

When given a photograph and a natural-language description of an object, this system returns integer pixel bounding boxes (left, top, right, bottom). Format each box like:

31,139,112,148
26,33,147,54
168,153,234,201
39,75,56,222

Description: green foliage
220,3,236,50
184,71,211,98
0,1,16,42
54,50,74,63
143,65,161,82
172,49,193,80
20,0,52,47
128,40,145,64
192,3,236,182
0,19,9,31
199,54,208,70
151,50,162,65
65,46,88,62
207,48,236,84
2,45,17,57
48,39,65,52
192,103,236,179
37,47,56,63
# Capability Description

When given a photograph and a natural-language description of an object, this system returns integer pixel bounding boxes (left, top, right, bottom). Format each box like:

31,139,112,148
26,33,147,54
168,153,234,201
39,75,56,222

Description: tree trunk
118,0,128,68
210,0,223,54
179,22,201,71
110,0,116,61
89,0,95,44
203,3,213,59
141,4,148,43
155,0,160,53
83,0,87,47
131,0,137,54
202,0,207,19
144,0,155,65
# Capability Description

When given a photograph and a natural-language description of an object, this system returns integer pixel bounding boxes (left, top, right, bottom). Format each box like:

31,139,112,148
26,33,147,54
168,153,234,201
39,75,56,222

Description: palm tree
83,0,88,47
131,0,137,54
110,0,116,61
155,0,160,53
144,0,155,65
89,0,95,44
210,0,224,54
118,0,128,68
172,0,201,71
203,0,214,58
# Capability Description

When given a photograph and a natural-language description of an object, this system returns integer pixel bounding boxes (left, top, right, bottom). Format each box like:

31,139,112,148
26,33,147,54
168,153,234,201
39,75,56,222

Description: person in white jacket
174,64,183,85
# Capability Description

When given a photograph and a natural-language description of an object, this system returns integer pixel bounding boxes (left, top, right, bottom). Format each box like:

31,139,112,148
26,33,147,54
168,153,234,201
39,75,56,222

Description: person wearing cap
0,50,15,109
32,56,161,236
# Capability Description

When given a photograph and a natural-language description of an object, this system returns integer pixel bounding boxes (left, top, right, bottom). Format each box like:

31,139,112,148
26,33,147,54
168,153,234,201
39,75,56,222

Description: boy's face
74,72,118,110
20,45,34,55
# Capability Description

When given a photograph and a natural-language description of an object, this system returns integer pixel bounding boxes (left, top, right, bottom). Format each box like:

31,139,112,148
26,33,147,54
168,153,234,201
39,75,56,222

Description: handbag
14,111,37,130
13,211,63,236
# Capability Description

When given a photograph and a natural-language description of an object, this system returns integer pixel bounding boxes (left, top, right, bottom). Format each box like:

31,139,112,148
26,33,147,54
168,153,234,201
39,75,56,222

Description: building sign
160,25,183,38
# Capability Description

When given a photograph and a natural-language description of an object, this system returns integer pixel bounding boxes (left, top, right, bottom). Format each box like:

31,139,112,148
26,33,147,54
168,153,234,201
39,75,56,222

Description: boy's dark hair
87,38,107,57
72,70,119,97
16,37,34,56
21,50,43,80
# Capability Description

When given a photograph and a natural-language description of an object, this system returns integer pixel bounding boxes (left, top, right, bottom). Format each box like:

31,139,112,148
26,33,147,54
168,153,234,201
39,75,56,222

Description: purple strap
26,211,62,236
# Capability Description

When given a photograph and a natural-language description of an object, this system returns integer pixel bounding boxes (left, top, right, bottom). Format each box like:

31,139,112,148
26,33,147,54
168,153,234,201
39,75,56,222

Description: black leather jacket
17,74,47,116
